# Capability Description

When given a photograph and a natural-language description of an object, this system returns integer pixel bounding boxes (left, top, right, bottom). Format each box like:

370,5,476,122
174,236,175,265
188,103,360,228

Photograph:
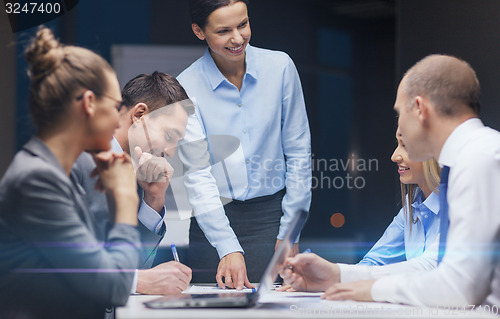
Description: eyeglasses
76,90,127,112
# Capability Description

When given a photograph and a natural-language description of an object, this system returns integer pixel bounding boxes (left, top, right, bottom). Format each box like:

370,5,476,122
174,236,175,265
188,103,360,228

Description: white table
116,292,498,319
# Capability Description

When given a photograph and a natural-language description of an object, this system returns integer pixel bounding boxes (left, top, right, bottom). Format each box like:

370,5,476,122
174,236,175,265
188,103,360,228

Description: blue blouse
177,45,312,242
359,189,440,265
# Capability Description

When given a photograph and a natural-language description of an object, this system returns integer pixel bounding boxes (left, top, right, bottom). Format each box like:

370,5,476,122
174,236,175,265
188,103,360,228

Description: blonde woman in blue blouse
280,128,441,290
357,129,441,267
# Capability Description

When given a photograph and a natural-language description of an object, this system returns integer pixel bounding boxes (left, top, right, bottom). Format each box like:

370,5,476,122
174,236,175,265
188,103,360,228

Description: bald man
280,54,500,307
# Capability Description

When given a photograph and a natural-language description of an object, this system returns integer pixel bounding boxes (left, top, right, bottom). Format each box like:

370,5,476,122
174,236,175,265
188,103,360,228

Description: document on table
186,285,255,294
259,291,323,303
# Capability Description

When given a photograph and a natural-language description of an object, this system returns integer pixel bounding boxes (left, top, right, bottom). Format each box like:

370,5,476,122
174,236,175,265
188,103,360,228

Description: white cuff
130,269,138,294
138,200,166,235
338,263,373,283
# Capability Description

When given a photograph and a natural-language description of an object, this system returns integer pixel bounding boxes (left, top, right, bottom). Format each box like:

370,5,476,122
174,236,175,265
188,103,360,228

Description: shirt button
245,185,248,189
242,130,247,134
246,160,250,164
424,215,428,218
238,104,242,107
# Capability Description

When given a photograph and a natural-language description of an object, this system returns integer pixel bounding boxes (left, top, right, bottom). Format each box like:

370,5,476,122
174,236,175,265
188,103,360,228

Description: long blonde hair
400,158,441,230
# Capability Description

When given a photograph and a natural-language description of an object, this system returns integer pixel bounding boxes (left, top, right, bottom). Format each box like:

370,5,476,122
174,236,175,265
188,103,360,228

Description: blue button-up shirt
177,45,311,252
359,189,440,266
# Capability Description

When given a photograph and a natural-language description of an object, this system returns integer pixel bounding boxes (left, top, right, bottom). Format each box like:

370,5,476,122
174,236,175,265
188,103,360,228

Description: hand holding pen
278,250,341,292
276,249,310,292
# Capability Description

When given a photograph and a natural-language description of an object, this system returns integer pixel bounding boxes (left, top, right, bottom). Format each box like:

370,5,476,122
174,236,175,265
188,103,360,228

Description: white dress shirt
371,118,500,307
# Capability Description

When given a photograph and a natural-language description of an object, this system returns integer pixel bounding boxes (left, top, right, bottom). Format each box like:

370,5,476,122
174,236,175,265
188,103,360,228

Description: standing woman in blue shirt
178,0,311,284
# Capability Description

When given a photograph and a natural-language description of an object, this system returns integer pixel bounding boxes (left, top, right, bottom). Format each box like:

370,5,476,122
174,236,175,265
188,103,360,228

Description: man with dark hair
72,72,194,296
281,54,500,307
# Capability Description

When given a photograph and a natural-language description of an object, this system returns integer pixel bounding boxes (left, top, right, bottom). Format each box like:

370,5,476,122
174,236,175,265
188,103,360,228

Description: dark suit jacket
0,137,141,319
72,144,166,269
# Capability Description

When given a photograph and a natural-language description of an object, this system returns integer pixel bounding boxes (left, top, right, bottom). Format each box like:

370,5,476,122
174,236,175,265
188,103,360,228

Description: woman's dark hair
188,0,249,29
121,71,194,115
25,27,114,134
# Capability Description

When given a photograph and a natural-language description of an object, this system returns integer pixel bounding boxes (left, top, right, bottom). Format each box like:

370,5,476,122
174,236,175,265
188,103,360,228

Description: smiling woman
177,0,312,287
190,0,251,86
357,128,441,266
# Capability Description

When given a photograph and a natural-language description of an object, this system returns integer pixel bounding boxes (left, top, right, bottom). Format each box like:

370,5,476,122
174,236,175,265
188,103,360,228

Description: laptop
144,209,308,309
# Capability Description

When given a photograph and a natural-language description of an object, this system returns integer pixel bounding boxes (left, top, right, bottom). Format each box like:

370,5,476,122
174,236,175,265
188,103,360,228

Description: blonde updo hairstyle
25,27,114,134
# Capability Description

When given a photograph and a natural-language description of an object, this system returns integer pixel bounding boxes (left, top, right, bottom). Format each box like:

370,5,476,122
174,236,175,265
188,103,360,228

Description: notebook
144,209,308,308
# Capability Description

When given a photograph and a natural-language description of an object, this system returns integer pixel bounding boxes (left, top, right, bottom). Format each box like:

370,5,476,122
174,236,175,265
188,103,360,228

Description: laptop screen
143,209,308,309
255,209,308,299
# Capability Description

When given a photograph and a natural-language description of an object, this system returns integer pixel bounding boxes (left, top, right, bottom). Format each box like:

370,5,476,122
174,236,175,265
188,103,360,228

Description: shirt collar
422,191,440,215
411,188,440,216
111,136,123,153
202,44,257,91
439,118,484,168
244,44,258,80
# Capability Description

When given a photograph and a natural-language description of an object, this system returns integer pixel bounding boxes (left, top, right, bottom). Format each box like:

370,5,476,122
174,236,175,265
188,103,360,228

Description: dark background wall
398,0,500,130
1,0,499,263
0,8,15,178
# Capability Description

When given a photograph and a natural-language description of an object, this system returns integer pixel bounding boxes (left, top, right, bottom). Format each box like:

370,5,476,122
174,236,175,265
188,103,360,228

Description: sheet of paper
186,285,256,294
258,291,323,303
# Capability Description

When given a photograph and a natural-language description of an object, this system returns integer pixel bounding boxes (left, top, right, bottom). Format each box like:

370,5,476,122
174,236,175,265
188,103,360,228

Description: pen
284,248,311,270
171,243,180,262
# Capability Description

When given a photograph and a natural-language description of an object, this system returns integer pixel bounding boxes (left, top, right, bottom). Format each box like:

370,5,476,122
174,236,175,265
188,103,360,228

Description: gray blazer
0,137,140,319
72,140,166,269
